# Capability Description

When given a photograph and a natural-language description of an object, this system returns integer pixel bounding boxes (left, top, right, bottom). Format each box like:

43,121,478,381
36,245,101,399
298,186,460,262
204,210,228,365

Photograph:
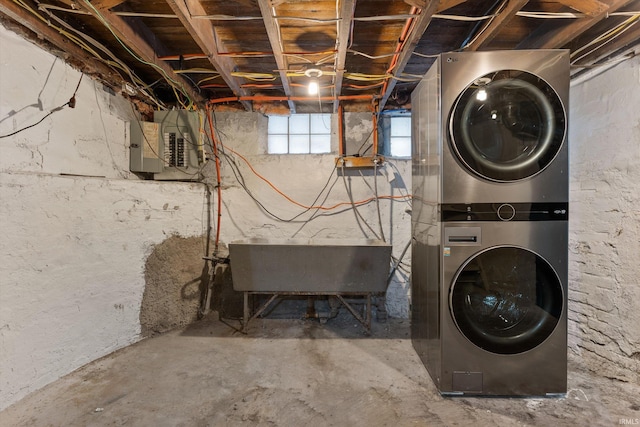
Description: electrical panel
130,121,163,173
129,110,206,180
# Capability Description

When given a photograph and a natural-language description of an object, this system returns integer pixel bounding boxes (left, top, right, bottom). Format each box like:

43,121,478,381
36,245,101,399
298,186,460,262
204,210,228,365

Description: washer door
450,70,566,181
450,246,563,354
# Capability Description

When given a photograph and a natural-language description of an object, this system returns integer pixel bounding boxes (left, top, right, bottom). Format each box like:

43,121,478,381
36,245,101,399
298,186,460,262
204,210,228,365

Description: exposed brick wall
568,56,640,382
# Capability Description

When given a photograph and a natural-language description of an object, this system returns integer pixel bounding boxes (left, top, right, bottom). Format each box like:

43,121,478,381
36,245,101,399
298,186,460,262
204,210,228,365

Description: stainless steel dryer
412,206,568,396
435,211,567,396
440,50,570,203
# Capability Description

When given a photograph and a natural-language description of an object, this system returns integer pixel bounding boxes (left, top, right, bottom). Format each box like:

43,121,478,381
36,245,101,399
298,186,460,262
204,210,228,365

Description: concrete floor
2,312,639,427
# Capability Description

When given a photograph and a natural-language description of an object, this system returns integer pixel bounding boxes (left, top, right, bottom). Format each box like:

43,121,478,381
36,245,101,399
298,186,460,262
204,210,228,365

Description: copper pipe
380,6,419,100
372,110,379,155
338,103,345,156
205,108,223,255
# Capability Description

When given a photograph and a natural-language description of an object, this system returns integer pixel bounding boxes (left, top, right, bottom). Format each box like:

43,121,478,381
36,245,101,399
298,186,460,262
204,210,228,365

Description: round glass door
450,70,566,181
450,246,563,354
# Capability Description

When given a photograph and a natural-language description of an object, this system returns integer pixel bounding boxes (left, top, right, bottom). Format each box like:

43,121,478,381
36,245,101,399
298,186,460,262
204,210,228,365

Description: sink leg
376,295,388,323
242,292,249,333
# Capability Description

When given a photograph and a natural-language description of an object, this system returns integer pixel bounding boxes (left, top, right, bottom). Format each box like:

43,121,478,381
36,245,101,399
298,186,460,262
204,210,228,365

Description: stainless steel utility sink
229,238,392,293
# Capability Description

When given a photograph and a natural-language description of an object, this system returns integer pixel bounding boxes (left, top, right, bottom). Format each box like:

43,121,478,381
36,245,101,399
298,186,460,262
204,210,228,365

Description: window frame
379,110,412,159
267,113,332,154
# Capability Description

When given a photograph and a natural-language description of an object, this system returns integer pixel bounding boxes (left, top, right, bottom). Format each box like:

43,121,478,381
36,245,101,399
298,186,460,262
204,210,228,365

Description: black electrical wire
209,108,340,224
291,172,342,237
385,161,413,209
459,0,505,49
356,128,375,156
374,161,386,242
341,164,381,240
0,74,83,139
219,146,338,224
387,238,412,285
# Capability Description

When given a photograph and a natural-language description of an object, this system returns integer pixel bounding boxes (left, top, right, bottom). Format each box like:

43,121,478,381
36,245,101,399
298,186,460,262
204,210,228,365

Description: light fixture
476,88,487,101
304,68,323,96
308,80,319,96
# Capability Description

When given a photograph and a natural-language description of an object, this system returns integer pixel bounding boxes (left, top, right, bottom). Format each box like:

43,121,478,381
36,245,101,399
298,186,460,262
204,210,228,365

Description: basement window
268,114,332,154
384,113,412,158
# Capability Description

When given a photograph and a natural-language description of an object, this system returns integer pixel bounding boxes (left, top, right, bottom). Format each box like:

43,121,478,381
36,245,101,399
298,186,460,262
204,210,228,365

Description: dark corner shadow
179,309,411,340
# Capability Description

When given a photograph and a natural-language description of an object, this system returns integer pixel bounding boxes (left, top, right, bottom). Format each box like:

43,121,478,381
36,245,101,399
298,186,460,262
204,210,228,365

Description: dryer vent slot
445,226,481,246
449,236,477,243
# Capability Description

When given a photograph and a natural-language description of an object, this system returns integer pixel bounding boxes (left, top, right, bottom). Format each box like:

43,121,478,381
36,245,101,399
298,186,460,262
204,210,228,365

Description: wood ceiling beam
555,0,609,17
436,0,467,13
516,0,635,49
92,0,128,10
165,0,252,111
77,0,204,104
257,0,295,113
0,0,126,89
407,0,469,10
378,1,440,111
466,0,529,51
404,0,427,8
570,23,640,69
407,0,469,14
332,0,357,113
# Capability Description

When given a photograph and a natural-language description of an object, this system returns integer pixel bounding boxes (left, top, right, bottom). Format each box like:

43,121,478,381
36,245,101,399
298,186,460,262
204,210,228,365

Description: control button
497,203,516,221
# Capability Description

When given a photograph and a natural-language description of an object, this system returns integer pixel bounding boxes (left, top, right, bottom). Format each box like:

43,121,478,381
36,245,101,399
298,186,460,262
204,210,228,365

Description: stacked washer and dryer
411,50,570,396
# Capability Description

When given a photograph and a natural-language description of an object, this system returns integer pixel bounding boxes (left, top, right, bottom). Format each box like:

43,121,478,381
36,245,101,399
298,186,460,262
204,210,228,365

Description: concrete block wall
568,55,640,381
0,25,207,410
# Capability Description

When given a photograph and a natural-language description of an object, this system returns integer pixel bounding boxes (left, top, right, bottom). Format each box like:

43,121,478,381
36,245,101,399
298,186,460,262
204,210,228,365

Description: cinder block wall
568,55,640,381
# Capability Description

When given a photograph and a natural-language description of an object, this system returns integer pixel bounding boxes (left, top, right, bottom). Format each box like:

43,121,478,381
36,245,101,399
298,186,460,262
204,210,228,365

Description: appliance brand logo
446,57,458,63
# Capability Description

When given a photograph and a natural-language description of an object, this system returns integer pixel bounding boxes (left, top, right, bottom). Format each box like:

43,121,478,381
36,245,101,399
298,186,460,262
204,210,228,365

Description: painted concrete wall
0,26,207,410
204,111,412,318
568,55,640,381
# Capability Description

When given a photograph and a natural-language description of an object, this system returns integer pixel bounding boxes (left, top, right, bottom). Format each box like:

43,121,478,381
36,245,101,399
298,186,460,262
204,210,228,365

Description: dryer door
450,70,565,182
450,246,563,354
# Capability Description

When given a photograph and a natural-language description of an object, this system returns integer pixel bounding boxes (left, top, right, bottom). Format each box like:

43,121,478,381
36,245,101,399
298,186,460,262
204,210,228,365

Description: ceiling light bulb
476,88,487,101
308,80,319,95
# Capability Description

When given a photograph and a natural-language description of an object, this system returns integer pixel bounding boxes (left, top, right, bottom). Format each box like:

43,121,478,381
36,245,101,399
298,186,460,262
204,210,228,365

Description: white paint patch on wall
568,55,640,381
0,25,207,410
